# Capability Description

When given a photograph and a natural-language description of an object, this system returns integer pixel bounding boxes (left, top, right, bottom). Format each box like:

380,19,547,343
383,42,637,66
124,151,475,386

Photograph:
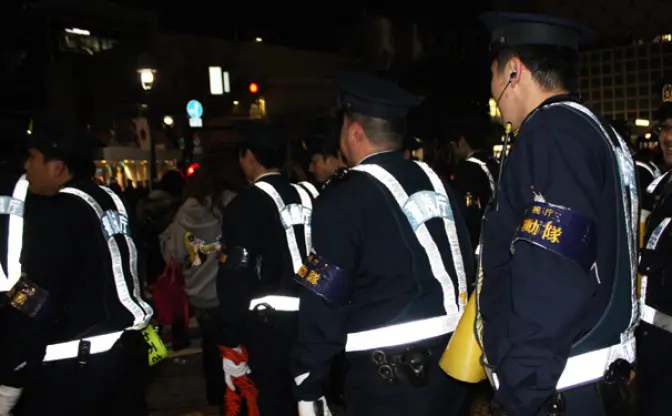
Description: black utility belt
370,345,432,388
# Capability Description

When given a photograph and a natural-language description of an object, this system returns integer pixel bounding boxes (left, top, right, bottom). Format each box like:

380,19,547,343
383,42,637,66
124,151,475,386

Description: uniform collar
254,172,282,183
519,93,578,130
357,149,401,165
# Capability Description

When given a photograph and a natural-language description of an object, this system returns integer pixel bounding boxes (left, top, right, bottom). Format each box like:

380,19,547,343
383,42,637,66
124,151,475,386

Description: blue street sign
186,100,203,119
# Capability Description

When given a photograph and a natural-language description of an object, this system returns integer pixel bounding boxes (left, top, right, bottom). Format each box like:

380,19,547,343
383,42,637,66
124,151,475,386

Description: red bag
150,259,189,328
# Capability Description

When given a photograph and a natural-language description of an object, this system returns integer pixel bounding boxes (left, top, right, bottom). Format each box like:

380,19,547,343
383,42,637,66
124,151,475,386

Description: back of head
235,121,287,170
184,155,238,210
159,170,185,198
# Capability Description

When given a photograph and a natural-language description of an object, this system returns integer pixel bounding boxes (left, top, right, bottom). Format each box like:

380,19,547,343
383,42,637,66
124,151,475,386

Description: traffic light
249,82,259,94
186,163,200,176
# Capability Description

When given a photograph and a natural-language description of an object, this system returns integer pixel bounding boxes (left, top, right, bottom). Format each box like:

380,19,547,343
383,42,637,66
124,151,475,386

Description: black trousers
560,383,607,416
637,323,672,416
196,308,226,406
344,335,466,416
14,336,148,416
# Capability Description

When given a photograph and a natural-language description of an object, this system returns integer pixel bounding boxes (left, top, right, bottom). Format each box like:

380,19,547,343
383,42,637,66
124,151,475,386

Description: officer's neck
252,167,281,183
517,87,569,130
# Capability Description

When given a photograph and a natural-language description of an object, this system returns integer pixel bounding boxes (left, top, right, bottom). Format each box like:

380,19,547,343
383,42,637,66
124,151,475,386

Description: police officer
291,72,475,416
217,122,316,415
636,83,672,416
305,133,345,190
449,118,499,253
0,116,152,415
401,134,423,160
476,13,639,415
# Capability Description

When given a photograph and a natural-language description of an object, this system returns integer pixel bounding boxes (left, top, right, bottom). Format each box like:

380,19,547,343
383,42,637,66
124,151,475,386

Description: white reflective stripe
352,163,466,317
466,157,496,196
291,184,314,255
647,170,671,195
43,331,124,362
255,181,306,273
641,304,672,333
59,187,150,329
636,160,658,181
248,295,300,311
345,314,461,352
487,337,636,391
99,186,153,317
646,217,671,251
0,175,28,292
475,244,481,256
298,181,320,199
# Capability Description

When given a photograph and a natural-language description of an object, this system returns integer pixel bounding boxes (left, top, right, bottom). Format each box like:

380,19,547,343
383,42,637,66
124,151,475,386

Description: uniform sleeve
216,192,260,348
291,184,360,401
0,198,79,387
493,127,604,415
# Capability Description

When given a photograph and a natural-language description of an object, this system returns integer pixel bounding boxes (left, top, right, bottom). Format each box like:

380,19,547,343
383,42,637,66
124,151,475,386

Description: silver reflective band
466,157,496,196
0,175,28,292
249,295,300,312
641,304,672,333
255,182,314,274
59,186,152,329
298,181,320,199
647,171,670,195
345,314,461,352
43,331,124,362
636,160,661,181
486,337,636,391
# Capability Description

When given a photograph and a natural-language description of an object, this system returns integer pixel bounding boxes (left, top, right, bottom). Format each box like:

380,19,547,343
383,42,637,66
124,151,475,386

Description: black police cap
235,120,285,152
402,134,423,151
335,71,423,120
481,12,595,52
27,115,101,161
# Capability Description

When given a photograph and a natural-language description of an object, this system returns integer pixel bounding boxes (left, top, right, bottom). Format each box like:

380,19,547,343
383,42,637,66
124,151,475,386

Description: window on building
628,99,638,109
580,78,590,90
626,61,637,71
615,88,624,98
664,55,672,68
627,74,637,84
640,98,651,109
614,74,624,85
614,100,625,111
627,87,637,98
59,31,117,55
614,50,623,60
626,47,635,59
604,89,613,99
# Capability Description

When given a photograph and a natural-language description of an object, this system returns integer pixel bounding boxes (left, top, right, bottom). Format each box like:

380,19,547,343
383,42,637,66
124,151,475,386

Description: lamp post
137,59,157,189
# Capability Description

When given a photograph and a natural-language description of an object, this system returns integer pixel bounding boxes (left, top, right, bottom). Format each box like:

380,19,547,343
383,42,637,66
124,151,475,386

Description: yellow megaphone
439,293,486,383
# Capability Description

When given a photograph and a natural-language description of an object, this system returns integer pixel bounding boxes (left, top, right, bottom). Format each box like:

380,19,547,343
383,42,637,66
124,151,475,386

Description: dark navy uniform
217,124,316,415
291,73,475,416
1,118,152,415
476,13,639,416
451,150,499,253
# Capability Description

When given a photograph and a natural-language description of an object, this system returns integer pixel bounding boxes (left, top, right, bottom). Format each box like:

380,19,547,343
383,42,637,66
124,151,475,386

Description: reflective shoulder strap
291,184,314,257
641,217,672,306
636,160,658,181
352,163,465,316
298,181,320,199
466,157,496,196
255,181,304,273
59,186,150,329
647,170,671,195
0,175,29,291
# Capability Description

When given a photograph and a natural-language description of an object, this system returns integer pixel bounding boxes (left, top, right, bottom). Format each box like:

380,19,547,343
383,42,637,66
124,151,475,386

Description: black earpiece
509,72,517,81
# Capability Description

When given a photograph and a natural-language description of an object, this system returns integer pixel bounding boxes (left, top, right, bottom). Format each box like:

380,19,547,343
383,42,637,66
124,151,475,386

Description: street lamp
138,54,158,188
163,115,174,126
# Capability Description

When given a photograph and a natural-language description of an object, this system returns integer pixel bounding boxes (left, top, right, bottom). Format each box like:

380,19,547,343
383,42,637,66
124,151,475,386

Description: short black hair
343,108,406,148
493,44,580,93
237,143,286,170
308,137,340,159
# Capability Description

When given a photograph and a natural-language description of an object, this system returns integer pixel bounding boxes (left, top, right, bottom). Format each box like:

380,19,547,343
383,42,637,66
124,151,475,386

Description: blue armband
512,201,596,272
294,253,348,304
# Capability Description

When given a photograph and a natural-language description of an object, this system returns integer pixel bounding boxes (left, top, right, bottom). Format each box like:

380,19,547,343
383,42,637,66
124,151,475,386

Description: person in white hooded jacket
160,157,238,409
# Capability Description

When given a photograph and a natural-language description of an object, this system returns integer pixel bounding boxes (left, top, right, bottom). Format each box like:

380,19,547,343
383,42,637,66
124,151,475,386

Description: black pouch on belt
371,345,431,388
597,359,637,416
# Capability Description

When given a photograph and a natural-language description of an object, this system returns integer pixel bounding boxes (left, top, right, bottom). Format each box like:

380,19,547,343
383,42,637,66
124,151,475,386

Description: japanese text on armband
6,276,51,319
294,253,348,304
101,209,129,240
402,190,452,232
0,196,23,217
512,201,596,272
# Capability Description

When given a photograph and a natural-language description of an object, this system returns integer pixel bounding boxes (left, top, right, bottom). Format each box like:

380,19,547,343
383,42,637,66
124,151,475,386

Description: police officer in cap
304,132,346,191
476,13,639,415
291,72,474,416
449,118,499,254
217,122,316,415
637,80,672,416
0,116,152,415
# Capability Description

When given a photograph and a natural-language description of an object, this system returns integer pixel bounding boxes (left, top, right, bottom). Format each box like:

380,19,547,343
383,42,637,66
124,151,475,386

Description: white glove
222,346,251,392
298,396,332,416
0,385,22,416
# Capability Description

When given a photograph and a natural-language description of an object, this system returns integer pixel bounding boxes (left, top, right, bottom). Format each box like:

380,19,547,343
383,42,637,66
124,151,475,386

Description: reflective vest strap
254,182,303,273
352,164,461,316
43,330,124,362
486,337,635,391
248,295,300,312
647,170,671,195
98,186,153,317
636,160,659,181
465,157,496,196
414,161,467,304
0,175,28,290
291,184,314,255
59,187,149,329
298,181,320,199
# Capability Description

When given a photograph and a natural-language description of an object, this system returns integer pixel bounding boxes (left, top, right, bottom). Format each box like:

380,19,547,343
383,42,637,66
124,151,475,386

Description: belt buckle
371,350,397,385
